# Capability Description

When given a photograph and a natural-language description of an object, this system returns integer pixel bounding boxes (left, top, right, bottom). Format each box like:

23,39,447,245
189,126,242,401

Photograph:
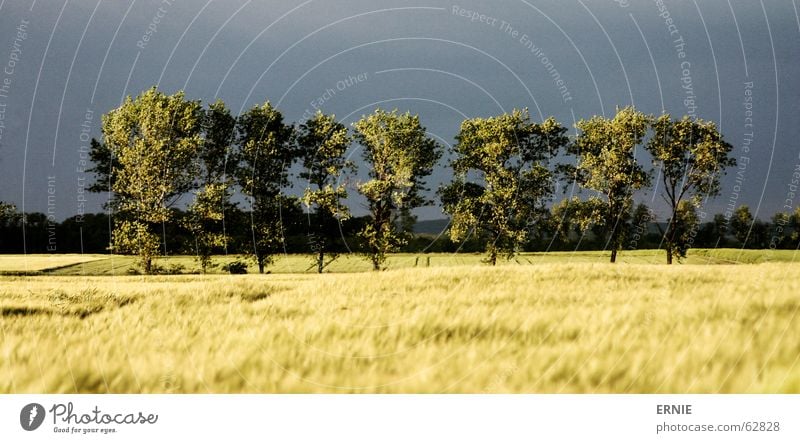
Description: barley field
1,254,798,393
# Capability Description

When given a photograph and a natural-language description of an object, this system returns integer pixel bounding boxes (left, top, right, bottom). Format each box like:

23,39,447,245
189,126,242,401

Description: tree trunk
665,209,677,265
316,211,326,274
257,256,265,274
608,221,618,263
370,204,386,272
489,250,497,266
606,205,619,264
144,257,153,274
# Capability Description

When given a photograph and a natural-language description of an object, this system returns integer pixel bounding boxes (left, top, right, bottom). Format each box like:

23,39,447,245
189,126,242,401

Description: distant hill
413,219,450,234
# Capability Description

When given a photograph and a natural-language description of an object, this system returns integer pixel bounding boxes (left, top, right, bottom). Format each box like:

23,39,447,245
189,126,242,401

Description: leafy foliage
353,109,441,270
551,196,613,245
647,114,735,263
200,99,237,184
440,110,568,264
234,101,296,273
86,138,113,194
0,202,21,251
0,202,19,226
185,183,229,272
559,106,652,262
101,87,203,273
75,91,780,266
111,220,161,273
185,100,237,272
792,207,800,245
669,200,701,261
297,111,353,273
730,205,754,246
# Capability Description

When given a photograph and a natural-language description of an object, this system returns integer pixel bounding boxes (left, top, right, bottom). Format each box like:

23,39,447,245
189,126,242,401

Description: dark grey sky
0,0,798,221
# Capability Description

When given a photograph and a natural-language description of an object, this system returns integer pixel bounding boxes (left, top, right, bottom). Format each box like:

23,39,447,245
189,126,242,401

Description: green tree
712,213,730,246
200,99,237,186
0,202,18,224
0,202,21,250
86,138,114,194
297,111,353,273
353,109,441,270
185,100,237,272
559,106,651,263
185,183,229,273
647,114,735,263
768,212,791,249
730,205,754,246
551,196,620,250
749,218,770,249
551,197,581,242
440,111,567,264
235,101,295,273
100,87,202,274
669,200,700,260
627,203,654,250
791,207,800,245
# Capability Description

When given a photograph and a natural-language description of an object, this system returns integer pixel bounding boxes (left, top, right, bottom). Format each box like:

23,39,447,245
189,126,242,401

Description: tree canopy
441,110,568,264
353,109,441,270
75,87,787,272
297,111,353,273
235,101,296,274
647,114,735,263
101,87,203,273
559,106,652,263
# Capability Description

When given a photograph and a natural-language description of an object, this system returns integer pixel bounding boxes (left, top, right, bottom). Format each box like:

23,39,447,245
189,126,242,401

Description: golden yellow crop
1,260,798,393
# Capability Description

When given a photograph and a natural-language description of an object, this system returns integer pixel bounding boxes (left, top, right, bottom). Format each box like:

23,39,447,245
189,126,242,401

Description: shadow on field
1,306,52,317
1,289,139,319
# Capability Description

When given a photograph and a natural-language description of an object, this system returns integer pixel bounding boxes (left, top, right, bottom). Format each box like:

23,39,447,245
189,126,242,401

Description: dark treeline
2,204,799,257
2,88,799,272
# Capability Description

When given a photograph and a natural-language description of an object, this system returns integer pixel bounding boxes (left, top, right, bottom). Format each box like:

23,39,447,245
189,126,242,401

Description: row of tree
431,106,736,266
86,88,440,273
6,87,793,273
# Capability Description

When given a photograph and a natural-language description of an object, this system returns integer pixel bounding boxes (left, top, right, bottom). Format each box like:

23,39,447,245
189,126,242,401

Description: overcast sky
0,0,798,221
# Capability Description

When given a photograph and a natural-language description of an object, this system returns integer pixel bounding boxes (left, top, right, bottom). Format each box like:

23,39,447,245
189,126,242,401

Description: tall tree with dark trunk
99,87,202,274
440,111,568,265
647,114,735,264
558,106,651,263
297,111,352,273
353,109,441,271
185,99,237,273
235,101,296,274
